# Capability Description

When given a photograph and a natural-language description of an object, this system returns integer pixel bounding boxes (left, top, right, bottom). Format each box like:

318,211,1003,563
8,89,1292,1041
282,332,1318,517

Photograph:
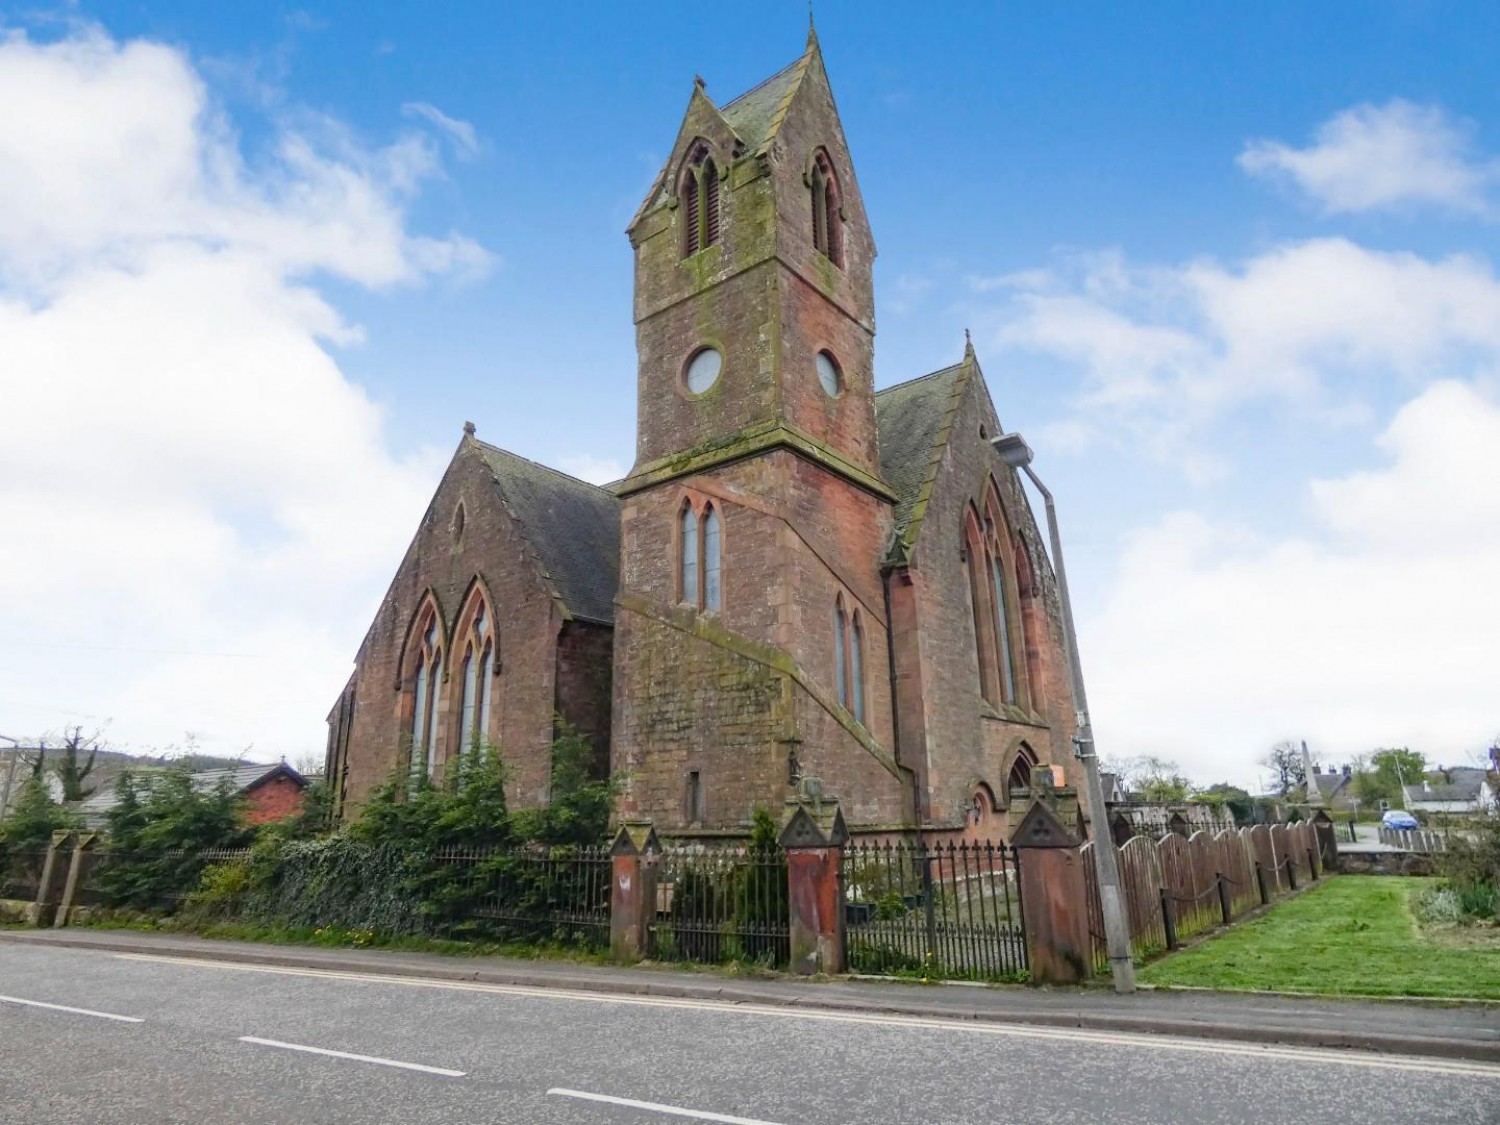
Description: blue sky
2,2,1497,787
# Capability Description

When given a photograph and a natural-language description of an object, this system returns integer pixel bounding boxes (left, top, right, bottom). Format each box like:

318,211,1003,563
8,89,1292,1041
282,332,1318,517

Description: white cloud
1238,99,1499,217
984,238,1500,472
1085,381,1500,783
401,101,479,158
0,26,487,758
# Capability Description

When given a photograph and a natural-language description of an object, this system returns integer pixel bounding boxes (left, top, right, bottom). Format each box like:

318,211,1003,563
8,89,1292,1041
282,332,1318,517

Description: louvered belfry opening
810,149,842,267
680,141,719,258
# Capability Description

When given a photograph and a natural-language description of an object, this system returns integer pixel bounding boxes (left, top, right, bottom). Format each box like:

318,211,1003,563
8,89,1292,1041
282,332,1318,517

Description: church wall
901,375,1080,832
612,449,905,831
338,440,569,815
555,620,614,779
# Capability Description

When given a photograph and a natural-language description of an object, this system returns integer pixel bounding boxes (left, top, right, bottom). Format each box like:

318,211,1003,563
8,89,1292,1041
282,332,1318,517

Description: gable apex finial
807,2,819,49
963,328,975,360
693,74,707,91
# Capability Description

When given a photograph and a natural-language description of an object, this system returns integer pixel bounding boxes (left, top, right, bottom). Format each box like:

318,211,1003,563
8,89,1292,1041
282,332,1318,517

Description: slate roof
874,361,968,556
1403,770,1488,806
77,762,305,825
721,52,809,153
476,441,621,625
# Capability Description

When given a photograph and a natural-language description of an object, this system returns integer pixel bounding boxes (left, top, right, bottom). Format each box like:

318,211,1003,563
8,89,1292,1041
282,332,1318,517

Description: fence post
608,821,660,964
54,831,98,928
1255,861,1270,905
1286,854,1298,892
1011,800,1093,985
1159,886,1179,950
1312,810,1337,873
1216,873,1232,925
778,795,848,976
31,830,73,927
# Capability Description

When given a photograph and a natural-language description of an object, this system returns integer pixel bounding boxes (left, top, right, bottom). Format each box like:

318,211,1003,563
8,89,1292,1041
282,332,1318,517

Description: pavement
2,926,1496,1064
2,937,1498,1124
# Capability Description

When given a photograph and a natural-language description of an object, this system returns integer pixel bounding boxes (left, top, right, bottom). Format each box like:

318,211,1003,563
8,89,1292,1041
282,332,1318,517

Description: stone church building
325,31,1082,840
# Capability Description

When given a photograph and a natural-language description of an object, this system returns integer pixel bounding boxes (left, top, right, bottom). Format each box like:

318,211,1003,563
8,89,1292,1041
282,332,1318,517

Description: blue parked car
1382,809,1419,830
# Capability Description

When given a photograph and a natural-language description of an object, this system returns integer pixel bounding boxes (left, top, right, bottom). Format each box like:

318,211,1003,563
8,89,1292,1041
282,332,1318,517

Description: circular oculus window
816,351,841,397
685,347,723,395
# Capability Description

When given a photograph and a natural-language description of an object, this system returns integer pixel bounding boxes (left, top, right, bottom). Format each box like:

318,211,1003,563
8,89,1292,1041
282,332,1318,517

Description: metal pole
1019,463,1137,993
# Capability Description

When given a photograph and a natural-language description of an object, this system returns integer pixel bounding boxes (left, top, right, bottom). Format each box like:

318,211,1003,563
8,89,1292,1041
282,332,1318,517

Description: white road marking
0,993,144,1023
237,1035,465,1077
549,1088,785,1124
115,954,1500,1081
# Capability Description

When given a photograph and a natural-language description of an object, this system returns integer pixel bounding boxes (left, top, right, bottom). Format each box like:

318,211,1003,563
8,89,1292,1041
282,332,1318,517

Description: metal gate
841,839,1028,981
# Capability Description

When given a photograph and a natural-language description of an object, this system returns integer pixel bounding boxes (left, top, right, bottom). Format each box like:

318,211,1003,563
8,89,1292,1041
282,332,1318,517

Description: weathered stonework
329,31,1082,843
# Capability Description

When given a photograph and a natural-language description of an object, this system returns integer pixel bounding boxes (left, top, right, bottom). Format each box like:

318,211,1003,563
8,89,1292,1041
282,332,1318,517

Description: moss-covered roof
720,52,809,153
475,442,621,625
874,360,970,561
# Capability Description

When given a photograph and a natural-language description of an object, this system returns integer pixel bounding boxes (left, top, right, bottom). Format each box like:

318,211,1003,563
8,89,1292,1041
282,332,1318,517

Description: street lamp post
991,432,1136,993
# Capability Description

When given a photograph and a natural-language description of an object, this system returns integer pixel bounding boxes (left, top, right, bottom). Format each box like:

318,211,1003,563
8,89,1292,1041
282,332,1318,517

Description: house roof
78,762,305,822
874,358,970,559
1402,772,1486,806
475,441,621,625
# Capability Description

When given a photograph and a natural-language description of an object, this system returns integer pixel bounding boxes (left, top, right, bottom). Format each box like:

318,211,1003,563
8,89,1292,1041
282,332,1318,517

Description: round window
685,347,723,395
816,351,841,397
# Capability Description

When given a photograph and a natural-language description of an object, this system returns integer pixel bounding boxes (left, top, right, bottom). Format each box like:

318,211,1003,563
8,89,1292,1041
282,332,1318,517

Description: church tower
612,30,910,832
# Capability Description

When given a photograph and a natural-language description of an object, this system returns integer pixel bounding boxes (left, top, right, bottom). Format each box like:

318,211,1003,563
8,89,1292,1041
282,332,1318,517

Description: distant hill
17,746,271,804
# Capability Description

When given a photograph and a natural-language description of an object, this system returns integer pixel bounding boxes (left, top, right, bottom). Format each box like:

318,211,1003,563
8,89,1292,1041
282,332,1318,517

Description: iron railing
648,845,789,967
841,840,1027,981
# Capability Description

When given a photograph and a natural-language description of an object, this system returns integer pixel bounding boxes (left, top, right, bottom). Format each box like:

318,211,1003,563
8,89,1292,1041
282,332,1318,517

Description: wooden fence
1081,821,1322,970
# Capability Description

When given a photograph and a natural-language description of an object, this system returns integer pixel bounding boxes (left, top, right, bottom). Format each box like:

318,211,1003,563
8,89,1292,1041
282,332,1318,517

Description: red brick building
327,31,1081,839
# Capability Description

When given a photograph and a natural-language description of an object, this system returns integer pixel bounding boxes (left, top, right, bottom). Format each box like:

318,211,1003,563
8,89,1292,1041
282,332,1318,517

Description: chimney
1342,764,1351,778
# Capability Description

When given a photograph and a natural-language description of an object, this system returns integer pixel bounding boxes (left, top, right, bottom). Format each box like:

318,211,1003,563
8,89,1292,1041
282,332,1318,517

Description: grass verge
1140,876,1500,1000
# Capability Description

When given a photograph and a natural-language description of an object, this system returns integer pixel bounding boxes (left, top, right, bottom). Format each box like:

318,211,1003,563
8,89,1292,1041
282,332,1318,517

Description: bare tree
36,725,105,803
1261,739,1306,797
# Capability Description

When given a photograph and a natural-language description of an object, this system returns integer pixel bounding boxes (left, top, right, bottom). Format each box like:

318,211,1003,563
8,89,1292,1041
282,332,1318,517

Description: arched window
834,599,848,709
967,485,1031,711
984,485,1028,708
453,588,496,759
850,612,865,723
833,595,866,724
810,149,843,267
963,509,998,707
404,600,444,788
702,505,722,611
680,141,720,257
678,498,725,612
680,503,699,605
1008,745,1039,794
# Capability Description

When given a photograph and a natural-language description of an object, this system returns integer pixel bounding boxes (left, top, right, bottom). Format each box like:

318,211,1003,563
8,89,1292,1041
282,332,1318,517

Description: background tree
40,725,104,802
1261,740,1306,797
0,776,75,869
1193,782,1253,825
1103,755,1191,802
1371,748,1426,805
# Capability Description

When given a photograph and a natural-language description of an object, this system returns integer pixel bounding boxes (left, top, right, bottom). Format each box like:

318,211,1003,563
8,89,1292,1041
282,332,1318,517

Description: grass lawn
1139,876,1500,1000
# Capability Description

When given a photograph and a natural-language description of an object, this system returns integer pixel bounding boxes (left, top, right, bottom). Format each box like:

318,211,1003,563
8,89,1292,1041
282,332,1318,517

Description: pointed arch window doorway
405,602,444,790
680,141,720,257
678,499,724,611
454,588,496,760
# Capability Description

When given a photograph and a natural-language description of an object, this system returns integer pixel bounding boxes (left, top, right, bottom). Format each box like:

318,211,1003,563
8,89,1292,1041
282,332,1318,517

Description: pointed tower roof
629,34,821,230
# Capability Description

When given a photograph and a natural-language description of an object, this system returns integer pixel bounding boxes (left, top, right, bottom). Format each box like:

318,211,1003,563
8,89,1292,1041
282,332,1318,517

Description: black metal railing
842,840,1027,981
649,845,789,967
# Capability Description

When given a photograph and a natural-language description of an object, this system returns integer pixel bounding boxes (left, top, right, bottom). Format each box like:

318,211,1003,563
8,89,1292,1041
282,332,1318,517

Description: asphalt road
1,944,1497,1124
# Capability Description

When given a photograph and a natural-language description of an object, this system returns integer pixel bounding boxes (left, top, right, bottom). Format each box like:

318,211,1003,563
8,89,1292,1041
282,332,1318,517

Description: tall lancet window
406,604,444,789
455,590,496,759
834,599,848,709
680,141,720,257
810,149,843,268
850,612,866,723
702,505,722,611
680,503,699,605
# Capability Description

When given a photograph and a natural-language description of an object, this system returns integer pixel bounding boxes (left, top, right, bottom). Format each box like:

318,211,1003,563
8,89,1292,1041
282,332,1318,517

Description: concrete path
3,927,1495,1064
